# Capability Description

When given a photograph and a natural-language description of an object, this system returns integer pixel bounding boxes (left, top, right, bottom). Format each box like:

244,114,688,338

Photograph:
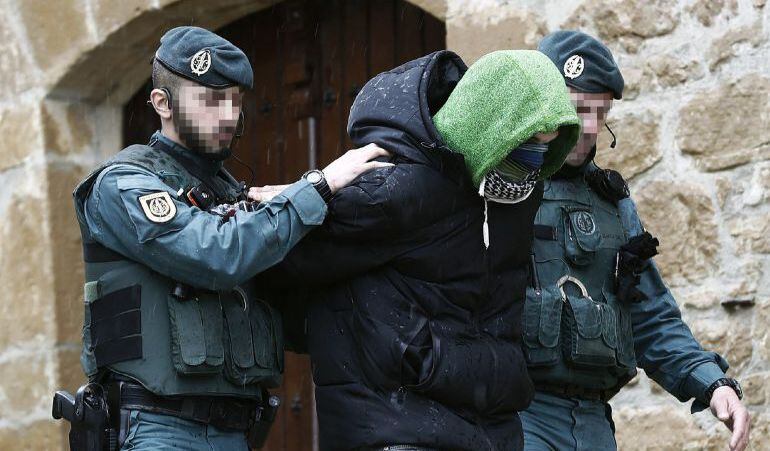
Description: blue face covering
495,141,549,182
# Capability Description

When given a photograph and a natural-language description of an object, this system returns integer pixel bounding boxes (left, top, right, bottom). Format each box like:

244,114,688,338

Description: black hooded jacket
268,51,540,450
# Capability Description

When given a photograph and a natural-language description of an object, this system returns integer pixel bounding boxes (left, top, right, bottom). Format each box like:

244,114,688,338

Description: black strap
94,336,143,368
83,242,126,263
90,286,141,322
114,383,258,431
90,286,143,368
533,224,557,241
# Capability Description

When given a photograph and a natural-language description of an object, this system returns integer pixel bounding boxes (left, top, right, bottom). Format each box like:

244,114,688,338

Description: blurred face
174,84,243,158
566,88,613,167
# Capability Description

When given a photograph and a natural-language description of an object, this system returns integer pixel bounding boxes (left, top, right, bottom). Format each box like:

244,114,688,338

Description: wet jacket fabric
267,50,577,450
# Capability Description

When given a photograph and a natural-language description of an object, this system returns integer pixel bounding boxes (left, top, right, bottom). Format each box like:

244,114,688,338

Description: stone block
646,53,704,88
46,163,90,344
596,111,661,178
677,74,770,171
613,405,706,450
57,347,86,394
690,316,753,371
0,420,63,451
565,0,680,52
680,289,721,310
41,101,94,156
0,10,35,101
741,372,770,406
93,0,156,39
446,8,546,64
634,181,718,284
728,212,770,254
18,0,94,73
0,191,54,350
709,20,765,71
0,353,51,419
687,0,737,27
0,105,41,172
752,299,770,368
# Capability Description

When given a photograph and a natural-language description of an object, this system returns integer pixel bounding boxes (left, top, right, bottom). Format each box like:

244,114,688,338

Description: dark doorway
122,1,445,449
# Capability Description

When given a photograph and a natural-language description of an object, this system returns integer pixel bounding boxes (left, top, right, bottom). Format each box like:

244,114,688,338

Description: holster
246,393,281,449
52,383,117,451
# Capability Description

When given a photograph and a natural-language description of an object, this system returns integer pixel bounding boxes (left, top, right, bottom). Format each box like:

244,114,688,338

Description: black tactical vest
72,141,283,399
523,170,637,392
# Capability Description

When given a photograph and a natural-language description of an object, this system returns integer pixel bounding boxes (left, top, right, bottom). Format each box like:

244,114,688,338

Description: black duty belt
108,382,259,431
535,383,616,402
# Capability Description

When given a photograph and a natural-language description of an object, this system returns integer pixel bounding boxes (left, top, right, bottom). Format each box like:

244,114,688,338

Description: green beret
538,30,624,99
155,26,253,89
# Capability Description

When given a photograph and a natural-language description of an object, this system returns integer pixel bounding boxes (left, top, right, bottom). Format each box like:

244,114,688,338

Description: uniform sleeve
618,197,729,413
84,164,327,291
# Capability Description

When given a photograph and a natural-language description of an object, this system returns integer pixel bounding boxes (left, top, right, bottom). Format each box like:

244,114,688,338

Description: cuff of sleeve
686,361,729,413
277,179,327,226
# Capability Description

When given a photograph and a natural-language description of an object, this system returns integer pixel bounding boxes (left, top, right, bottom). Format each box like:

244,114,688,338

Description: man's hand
247,144,392,203
248,185,290,203
322,143,393,193
710,386,750,451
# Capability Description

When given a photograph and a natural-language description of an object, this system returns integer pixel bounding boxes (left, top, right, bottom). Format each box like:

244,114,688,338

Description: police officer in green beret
67,26,390,450
520,30,750,451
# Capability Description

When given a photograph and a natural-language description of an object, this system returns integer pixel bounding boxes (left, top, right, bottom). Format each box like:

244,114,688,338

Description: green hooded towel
433,50,581,186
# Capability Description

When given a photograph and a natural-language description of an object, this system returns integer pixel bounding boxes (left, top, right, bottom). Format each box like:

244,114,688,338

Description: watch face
306,170,322,184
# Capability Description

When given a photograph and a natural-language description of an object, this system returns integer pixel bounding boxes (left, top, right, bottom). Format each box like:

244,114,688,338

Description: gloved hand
615,232,659,303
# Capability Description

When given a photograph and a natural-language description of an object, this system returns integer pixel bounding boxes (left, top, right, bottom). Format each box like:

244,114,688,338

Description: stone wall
0,0,767,449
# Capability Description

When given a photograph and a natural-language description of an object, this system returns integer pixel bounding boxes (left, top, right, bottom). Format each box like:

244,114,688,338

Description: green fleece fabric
433,50,581,186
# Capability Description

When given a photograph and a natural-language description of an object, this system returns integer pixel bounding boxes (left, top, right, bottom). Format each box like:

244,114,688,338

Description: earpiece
605,123,617,149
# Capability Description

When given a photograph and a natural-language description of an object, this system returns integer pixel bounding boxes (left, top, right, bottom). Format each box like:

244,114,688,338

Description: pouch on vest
604,286,637,371
562,206,601,267
523,284,563,366
167,293,224,375
560,276,617,368
222,289,283,387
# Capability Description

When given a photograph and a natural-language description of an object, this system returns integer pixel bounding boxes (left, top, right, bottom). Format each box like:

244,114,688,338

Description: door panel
122,2,445,449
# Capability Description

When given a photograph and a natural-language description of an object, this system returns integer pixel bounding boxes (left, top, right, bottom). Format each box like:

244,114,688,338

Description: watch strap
705,378,743,402
303,170,333,203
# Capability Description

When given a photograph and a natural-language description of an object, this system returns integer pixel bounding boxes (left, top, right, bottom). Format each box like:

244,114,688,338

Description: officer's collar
551,145,597,180
150,131,223,178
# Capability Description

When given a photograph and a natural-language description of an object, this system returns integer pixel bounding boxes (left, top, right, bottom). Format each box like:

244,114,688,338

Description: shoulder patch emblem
574,211,596,235
138,192,177,223
564,54,584,79
190,49,212,76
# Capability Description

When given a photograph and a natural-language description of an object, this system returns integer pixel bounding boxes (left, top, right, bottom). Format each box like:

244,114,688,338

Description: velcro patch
138,191,177,223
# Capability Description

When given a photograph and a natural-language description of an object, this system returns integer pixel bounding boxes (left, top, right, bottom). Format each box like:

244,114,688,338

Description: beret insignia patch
563,54,584,79
190,49,212,76
138,192,177,223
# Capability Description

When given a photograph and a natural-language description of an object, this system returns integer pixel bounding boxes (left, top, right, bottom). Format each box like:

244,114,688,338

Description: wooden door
122,2,445,449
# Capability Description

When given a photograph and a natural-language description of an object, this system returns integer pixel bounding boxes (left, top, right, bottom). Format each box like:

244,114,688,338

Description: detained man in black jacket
256,50,580,450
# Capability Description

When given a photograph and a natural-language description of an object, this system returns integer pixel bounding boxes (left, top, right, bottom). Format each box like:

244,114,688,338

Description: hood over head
347,51,469,174
432,50,580,186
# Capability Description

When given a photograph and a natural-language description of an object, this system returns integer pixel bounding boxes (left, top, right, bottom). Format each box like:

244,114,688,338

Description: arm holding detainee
619,197,750,451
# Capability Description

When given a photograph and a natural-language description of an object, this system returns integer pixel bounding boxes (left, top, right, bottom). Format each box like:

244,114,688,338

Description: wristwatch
705,378,743,402
302,169,334,203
